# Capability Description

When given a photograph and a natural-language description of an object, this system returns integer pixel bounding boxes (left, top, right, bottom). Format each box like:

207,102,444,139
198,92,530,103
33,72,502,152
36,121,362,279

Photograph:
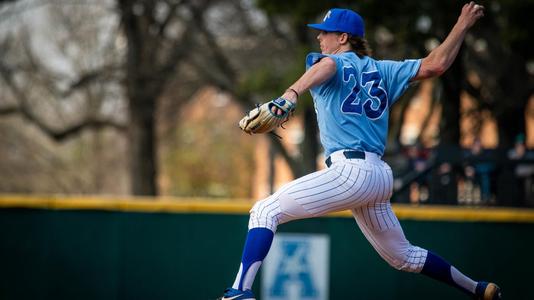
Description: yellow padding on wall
1,195,534,223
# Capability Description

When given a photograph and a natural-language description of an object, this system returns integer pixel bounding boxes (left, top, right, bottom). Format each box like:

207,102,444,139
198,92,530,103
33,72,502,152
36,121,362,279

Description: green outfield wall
0,196,532,300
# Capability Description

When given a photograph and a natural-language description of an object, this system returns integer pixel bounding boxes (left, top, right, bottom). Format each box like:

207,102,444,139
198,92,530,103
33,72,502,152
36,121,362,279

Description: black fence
390,145,534,207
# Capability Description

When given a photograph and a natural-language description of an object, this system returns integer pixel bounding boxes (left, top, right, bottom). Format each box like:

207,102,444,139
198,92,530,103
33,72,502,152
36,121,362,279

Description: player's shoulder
306,52,351,66
306,52,334,68
305,53,336,73
306,52,325,68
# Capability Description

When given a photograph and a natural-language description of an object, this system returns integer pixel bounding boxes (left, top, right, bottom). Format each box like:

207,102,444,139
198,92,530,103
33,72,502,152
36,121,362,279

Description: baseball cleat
474,282,502,300
220,288,256,300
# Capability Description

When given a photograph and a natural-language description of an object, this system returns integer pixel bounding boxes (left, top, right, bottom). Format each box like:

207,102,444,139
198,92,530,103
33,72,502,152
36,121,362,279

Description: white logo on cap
323,10,331,22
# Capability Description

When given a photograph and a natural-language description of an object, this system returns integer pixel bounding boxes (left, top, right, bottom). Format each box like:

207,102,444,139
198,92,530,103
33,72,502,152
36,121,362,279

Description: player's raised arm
280,57,337,103
412,1,485,81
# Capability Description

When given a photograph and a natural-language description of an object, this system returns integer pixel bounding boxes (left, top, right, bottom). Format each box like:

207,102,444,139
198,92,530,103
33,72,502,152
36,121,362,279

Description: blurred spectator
407,145,430,204
507,134,534,207
393,137,532,207
428,144,462,204
430,162,459,204
391,144,431,204
464,138,497,205
508,134,527,160
459,165,481,205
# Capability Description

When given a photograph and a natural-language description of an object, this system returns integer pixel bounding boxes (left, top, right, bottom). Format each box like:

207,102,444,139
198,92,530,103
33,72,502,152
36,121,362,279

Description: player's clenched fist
239,98,296,134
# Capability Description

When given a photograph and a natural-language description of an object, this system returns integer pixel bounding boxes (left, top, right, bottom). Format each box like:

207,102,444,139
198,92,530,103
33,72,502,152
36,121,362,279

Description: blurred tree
0,1,129,193
161,88,256,198
116,0,198,195
115,0,312,193
0,0,531,197
0,0,215,195
463,0,533,148
0,0,304,195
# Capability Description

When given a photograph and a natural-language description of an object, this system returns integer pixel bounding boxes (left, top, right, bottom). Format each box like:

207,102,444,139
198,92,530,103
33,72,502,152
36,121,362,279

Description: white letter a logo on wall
262,234,330,300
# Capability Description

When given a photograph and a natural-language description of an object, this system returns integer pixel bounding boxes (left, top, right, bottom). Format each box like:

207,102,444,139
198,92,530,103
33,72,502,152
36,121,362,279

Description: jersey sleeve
305,52,341,94
378,59,421,106
306,52,327,70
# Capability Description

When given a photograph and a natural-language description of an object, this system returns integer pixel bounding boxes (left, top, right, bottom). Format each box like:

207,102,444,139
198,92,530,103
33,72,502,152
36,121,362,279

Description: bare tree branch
0,50,126,142
47,118,127,141
417,84,440,145
62,64,122,97
183,2,306,178
268,133,305,178
0,105,18,115
266,14,293,45
156,31,194,82
157,0,183,37
233,1,258,37
188,2,237,86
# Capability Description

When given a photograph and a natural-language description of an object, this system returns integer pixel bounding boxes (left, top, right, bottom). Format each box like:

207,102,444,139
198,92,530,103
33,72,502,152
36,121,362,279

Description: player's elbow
430,62,448,77
417,57,448,80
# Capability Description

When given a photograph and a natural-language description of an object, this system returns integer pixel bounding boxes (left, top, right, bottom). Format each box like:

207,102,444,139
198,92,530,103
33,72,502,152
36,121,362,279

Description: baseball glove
239,97,296,134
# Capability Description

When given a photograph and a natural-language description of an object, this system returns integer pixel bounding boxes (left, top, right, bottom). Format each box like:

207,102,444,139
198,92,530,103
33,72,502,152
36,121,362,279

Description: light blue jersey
306,52,421,157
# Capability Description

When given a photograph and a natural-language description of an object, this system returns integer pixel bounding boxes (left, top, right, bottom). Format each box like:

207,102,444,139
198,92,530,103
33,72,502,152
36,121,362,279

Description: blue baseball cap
307,8,365,37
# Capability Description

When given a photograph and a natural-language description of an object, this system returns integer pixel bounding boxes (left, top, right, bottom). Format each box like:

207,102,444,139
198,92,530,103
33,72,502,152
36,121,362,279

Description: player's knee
248,198,281,231
387,259,417,273
383,255,407,271
383,246,427,273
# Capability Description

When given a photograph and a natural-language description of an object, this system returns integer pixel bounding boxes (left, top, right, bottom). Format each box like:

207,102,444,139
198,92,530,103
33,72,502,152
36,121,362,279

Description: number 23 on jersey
341,67,388,120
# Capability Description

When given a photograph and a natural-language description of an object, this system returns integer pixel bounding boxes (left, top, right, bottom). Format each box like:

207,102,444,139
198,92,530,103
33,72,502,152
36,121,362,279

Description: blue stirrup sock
232,227,274,291
421,251,477,295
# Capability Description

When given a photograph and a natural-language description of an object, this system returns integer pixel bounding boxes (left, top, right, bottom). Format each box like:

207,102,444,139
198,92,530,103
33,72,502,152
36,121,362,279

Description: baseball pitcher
222,2,500,300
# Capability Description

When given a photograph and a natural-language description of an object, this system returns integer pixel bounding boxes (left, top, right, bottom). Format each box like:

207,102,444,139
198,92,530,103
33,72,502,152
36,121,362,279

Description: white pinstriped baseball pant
249,150,428,273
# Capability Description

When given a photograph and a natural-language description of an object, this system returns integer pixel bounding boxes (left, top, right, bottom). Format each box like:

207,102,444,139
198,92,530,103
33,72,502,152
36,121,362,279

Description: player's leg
224,165,345,298
351,202,501,299
224,159,379,299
